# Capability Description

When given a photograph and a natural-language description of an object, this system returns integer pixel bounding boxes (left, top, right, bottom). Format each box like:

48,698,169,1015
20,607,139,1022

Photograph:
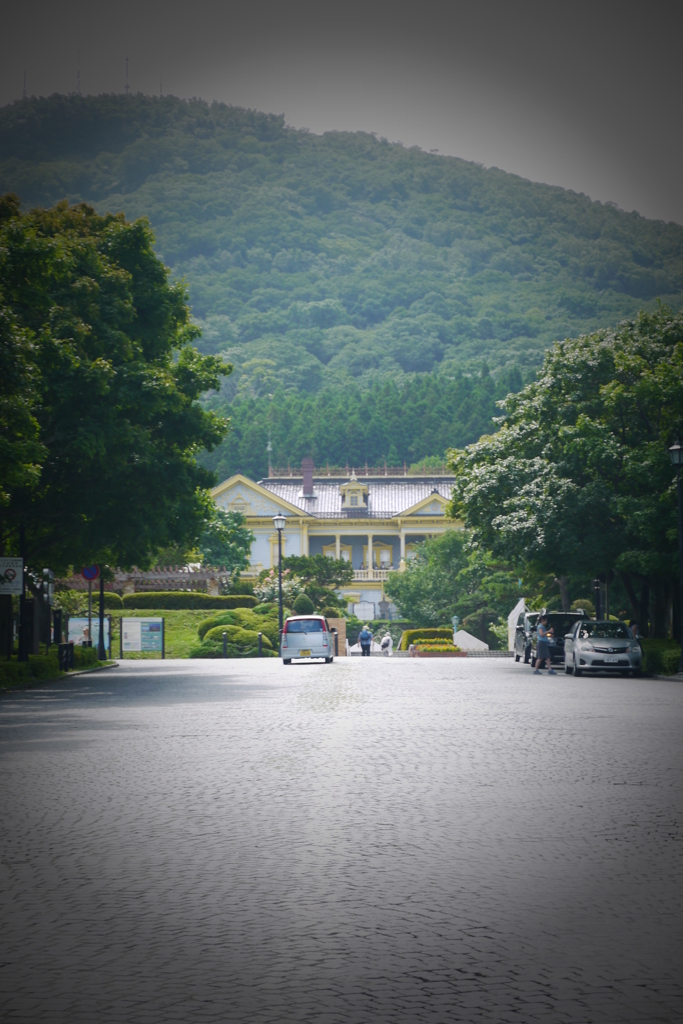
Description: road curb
63,661,119,678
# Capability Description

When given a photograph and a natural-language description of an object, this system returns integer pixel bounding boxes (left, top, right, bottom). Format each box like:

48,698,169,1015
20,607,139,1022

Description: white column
335,533,341,559
367,533,373,570
400,533,406,559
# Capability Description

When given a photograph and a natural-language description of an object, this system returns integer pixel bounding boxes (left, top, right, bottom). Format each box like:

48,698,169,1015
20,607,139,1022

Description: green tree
448,308,683,637
0,196,231,571
384,530,522,644
281,554,354,609
198,506,253,573
385,531,468,626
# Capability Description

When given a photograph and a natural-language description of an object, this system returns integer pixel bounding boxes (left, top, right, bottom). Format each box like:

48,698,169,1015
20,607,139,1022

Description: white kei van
281,615,334,664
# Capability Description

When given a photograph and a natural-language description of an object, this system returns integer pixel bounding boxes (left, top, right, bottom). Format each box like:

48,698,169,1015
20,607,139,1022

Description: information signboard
68,617,111,650
0,558,24,596
121,617,164,656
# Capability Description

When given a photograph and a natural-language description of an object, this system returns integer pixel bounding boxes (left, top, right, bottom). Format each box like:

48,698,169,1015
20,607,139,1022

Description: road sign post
0,558,23,661
82,566,100,649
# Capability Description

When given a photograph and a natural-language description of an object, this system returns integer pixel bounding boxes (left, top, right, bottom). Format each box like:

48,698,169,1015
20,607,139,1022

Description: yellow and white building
211,460,461,619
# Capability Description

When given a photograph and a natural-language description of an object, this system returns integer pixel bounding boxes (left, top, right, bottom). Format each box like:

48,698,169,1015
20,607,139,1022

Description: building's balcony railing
352,568,394,581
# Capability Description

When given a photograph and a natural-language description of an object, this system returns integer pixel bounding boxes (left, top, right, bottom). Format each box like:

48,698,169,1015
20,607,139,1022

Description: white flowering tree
254,568,302,604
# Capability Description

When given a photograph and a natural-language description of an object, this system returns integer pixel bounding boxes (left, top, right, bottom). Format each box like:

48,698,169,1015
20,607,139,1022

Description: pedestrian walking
358,625,373,657
534,614,556,675
629,621,643,653
381,632,393,656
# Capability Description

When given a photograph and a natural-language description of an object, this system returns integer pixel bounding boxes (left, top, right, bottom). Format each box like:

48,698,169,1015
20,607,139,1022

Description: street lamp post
272,513,286,636
668,438,683,672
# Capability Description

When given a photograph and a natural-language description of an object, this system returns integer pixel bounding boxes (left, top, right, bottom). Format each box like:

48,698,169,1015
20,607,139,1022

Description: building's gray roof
258,476,455,518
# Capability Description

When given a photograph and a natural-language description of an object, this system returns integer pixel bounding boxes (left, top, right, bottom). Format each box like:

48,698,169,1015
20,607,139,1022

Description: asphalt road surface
1,656,682,1024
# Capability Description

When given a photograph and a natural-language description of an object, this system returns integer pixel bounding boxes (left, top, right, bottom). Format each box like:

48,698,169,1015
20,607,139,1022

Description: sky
2,0,682,224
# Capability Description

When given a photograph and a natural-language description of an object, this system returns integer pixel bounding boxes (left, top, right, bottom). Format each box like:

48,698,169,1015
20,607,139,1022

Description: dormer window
340,474,369,510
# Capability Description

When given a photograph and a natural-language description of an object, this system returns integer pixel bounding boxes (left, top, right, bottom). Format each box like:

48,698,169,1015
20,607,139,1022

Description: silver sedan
564,620,642,677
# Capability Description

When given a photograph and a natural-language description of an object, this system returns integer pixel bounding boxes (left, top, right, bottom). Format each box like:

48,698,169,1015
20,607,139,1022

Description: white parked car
564,620,641,677
281,615,334,664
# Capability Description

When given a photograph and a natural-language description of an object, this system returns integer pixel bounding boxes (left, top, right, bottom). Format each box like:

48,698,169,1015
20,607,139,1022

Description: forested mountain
2,92,683,473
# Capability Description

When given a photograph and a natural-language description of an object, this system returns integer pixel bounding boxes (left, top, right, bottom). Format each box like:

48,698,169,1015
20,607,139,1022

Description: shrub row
641,639,681,675
0,646,107,689
121,592,257,610
0,660,32,688
189,640,278,659
74,646,100,669
0,653,60,687
399,627,453,651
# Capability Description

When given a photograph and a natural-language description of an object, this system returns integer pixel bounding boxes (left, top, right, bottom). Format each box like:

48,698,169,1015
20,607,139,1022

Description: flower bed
410,642,466,657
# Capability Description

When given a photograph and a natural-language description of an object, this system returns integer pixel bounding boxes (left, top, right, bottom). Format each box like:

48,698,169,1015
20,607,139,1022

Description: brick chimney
302,457,314,497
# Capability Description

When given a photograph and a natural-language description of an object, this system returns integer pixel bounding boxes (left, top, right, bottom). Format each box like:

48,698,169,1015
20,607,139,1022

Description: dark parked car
514,609,589,665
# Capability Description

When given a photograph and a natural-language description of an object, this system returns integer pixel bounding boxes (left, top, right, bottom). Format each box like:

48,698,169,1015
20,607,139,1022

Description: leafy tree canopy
0,195,231,571
447,307,683,637
384,530,523,645
198,506,253,573
282,553,354,609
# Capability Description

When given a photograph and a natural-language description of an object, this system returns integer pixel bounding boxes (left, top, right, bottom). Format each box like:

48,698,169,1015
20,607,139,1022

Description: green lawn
110,609,208,659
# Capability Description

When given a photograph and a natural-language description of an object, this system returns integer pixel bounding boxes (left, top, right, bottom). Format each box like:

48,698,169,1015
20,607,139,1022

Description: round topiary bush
203,625,273,649
253,602,278,616
197,611,239,640
292,593,315,615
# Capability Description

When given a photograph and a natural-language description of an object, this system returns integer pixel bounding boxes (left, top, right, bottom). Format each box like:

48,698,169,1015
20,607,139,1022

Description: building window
323,542,353,563
350,494,358,506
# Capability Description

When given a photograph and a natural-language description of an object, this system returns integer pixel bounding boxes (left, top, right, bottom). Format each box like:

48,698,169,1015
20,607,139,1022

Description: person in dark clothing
358,626,373,656
534,614,556,675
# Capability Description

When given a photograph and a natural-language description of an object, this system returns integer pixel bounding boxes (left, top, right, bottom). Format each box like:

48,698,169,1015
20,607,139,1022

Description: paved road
1,657,682,1024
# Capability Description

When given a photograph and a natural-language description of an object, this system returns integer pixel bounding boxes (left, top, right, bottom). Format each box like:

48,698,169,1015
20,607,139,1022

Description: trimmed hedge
74,646,100,669
399,627,453,651
198,608,281,648
641,639,681,675
204,624,273,649
0,660,31,688
122,592,257,610
0,653,60,687
0,646,106,688
104,592,123,609
189,640,278,659
253,602,278,616
28,653,61,678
